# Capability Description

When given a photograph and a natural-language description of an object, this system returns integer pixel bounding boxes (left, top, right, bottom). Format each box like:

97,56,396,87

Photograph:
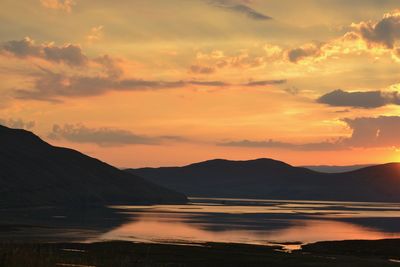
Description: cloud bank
14,68,285,102
48,124,184,147
219,116,400,151
2,38,286,102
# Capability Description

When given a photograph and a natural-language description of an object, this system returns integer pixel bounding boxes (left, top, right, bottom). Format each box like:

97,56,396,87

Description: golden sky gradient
1,0,400,167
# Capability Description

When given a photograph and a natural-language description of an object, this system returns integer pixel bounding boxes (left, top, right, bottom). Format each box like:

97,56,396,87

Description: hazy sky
2,0,400,167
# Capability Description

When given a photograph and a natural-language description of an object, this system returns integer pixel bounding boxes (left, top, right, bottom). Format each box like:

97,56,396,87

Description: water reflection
0,206,131,242
2,198,400,246
94,198,400,245
96,214,400,245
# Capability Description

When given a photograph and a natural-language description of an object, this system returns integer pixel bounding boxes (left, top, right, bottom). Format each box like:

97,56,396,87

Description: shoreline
1,238,400,266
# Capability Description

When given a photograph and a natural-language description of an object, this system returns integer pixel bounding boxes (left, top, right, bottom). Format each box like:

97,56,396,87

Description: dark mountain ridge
0,125,187,207
126,158,400,202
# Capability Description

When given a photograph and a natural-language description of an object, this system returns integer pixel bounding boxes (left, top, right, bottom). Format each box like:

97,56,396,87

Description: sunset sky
2,0,400,167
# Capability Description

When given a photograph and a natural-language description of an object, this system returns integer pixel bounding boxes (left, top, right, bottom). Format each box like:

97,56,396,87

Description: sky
1,0,400,167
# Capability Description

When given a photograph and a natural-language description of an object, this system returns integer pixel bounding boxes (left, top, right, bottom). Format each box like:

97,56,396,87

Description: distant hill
126,159,400,202
302,164,374,173
0,125,187,207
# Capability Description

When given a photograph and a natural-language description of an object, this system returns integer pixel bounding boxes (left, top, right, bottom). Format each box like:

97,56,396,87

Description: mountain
126,158,400,202
0,125,187,207
302,164,374,173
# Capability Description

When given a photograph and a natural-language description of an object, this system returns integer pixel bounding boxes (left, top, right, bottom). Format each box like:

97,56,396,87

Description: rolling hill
0,125,187,207
126,159,400,202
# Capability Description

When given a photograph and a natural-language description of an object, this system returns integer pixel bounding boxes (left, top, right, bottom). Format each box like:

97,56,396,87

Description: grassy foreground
1,239,400,267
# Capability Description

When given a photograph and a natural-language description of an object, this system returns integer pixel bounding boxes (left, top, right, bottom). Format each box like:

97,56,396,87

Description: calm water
90,198,400,246
2,198,400,247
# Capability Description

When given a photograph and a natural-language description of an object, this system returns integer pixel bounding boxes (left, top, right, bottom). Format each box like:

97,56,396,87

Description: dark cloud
244,79,287,86
190,65,216,74
355,11,400,49
222,4,272,20
0,118,35,130
318,89,400,109
188,80,228,86
334,109,351,113
43,44,87,66
2,38,41,57
218,116,400,150
15,69,186,102
287,45,321,63
15,68,284,102
283,86,300,95
1,37,87,66
208,0,272,21
343,116,400,148
48,124,183,147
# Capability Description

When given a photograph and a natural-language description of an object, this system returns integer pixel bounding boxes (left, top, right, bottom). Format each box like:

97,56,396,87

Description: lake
93,197,400,248
2,198,400,248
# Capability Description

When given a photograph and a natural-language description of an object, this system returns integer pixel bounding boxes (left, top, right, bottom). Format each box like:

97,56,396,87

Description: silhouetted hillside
126,159,400,202
0,125,187,207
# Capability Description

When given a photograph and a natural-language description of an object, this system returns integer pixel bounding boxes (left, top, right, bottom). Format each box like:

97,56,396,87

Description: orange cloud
87,25,104,43
40,0,75,12
190,49,267,74
287,10,400,64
